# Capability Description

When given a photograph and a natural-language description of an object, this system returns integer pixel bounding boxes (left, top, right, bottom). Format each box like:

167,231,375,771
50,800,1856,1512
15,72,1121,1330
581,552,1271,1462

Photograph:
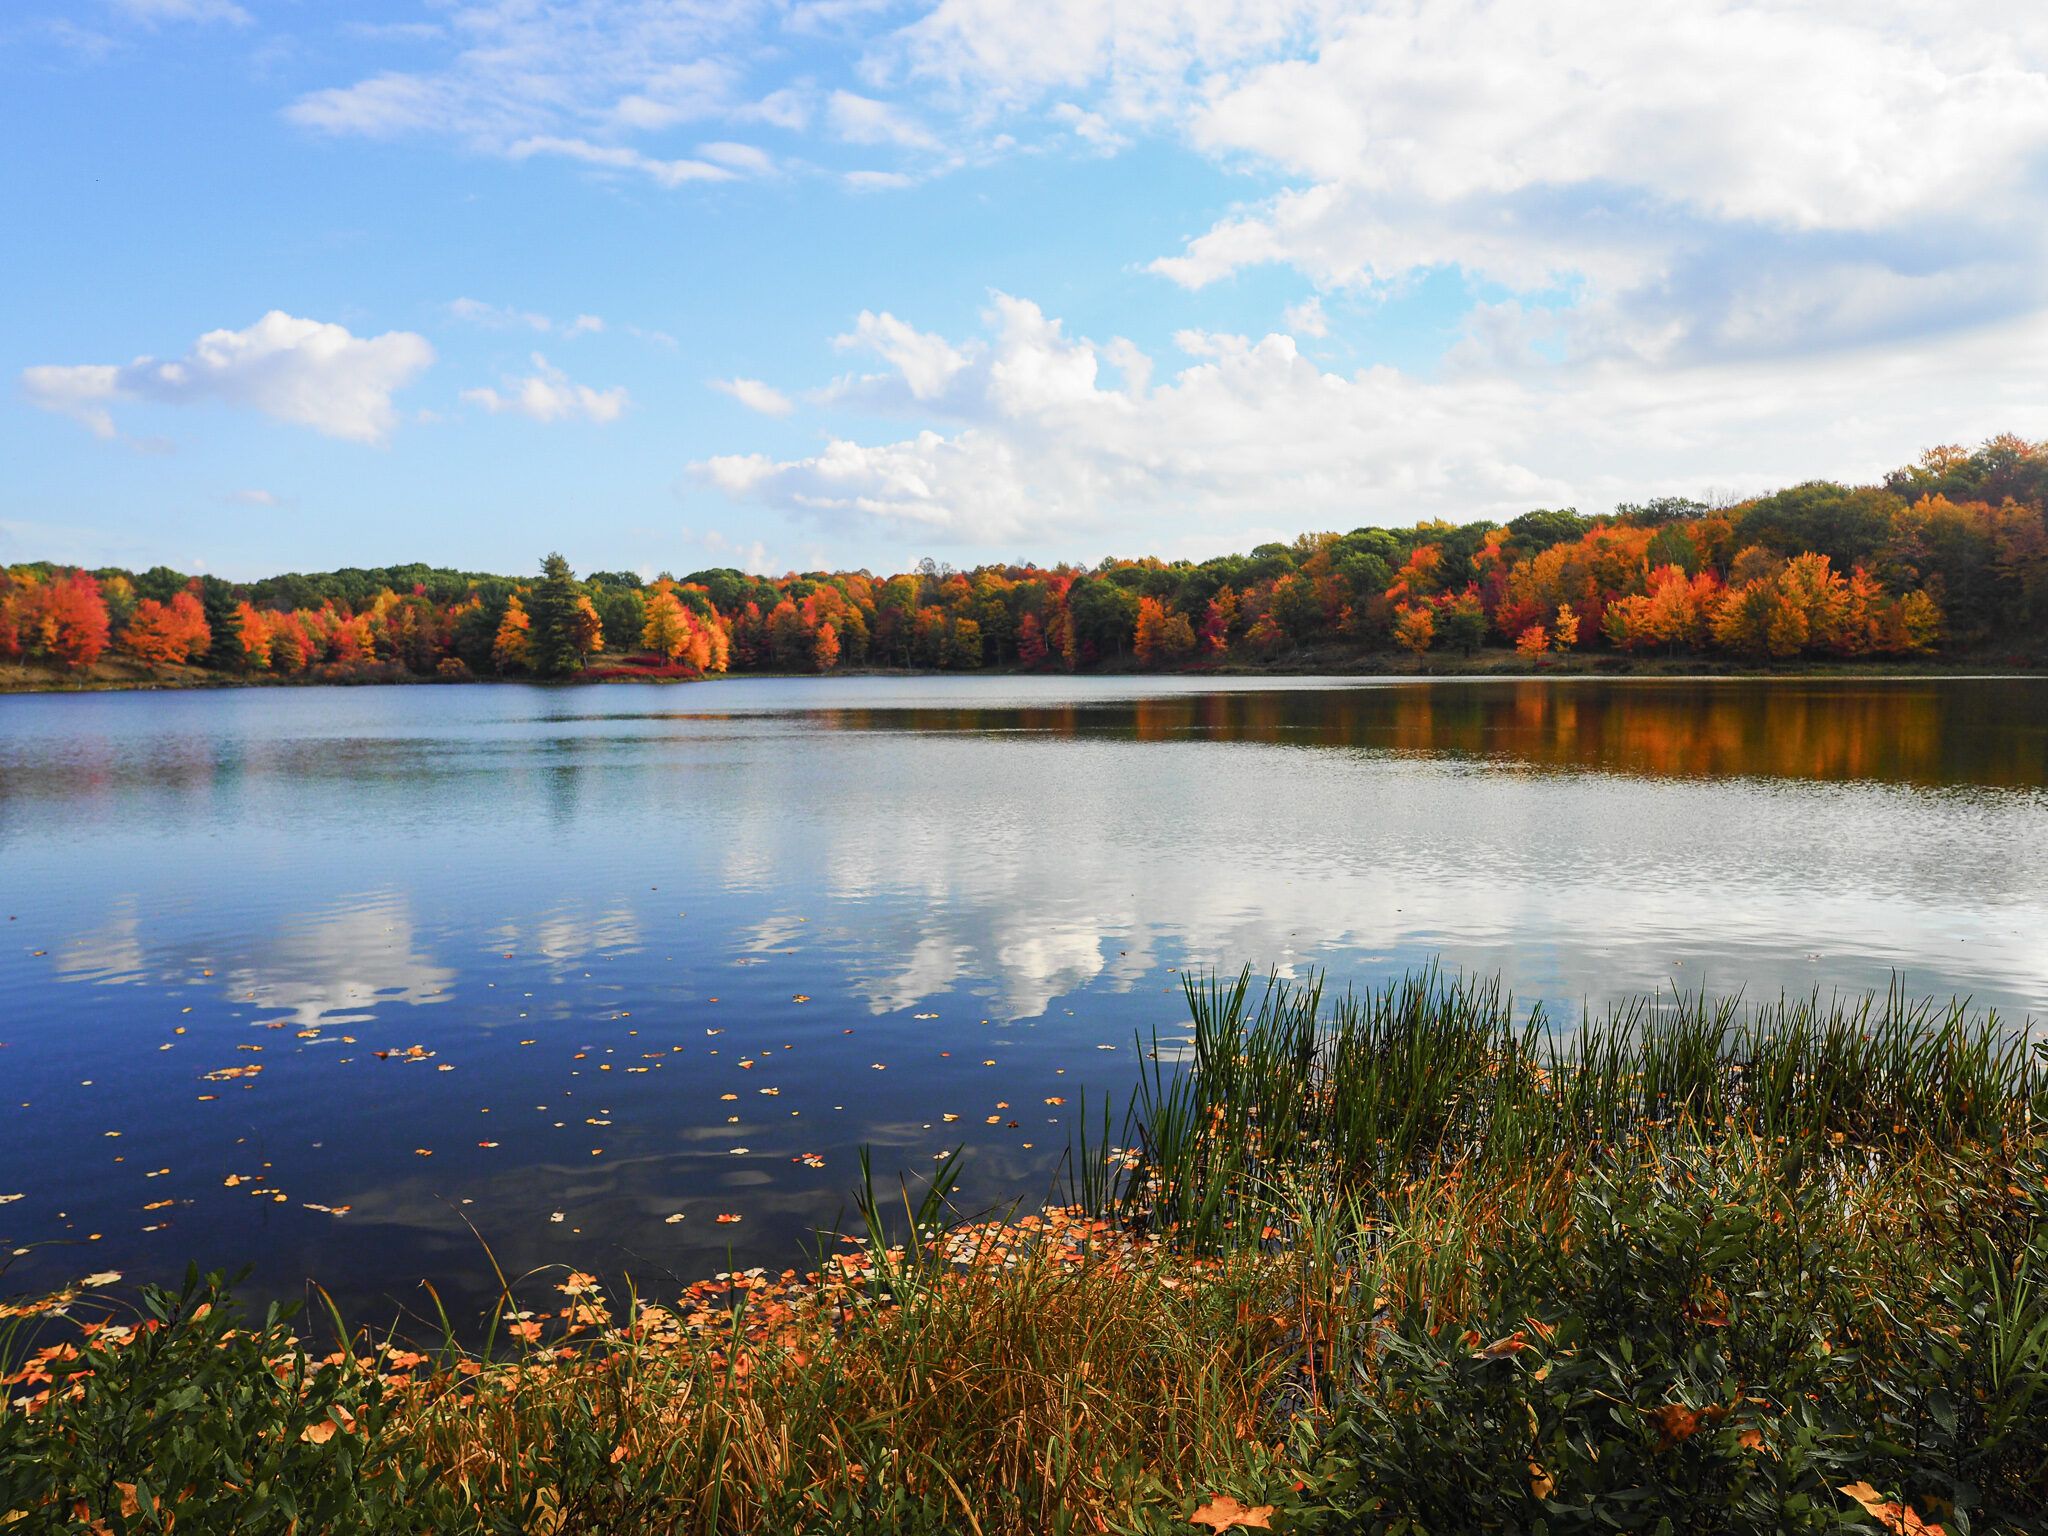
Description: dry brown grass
384,1227,1302,1535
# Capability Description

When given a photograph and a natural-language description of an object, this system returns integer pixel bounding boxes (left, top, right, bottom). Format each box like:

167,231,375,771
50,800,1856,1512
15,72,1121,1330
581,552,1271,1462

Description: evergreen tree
198,575,245,671
526,553,584,676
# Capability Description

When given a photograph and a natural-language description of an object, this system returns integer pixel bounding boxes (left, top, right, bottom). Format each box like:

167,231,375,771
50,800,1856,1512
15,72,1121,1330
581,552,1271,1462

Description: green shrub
1304,1151,2048,1535
0,1265,431,1534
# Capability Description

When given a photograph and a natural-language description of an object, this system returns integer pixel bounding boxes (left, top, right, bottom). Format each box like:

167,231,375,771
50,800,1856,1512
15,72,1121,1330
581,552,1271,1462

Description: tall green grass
1127,966,2045,1253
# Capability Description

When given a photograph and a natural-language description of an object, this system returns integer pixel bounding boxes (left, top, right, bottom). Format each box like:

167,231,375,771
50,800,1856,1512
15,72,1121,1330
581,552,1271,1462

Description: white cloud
1050,101,1126,148
278,0,2048,397
109,0,250,25
688,526,775,573
876,0,2048,369
1136,2,2048,366
508,135,736,186
450,299,606,335
21,312,435,445
737,88,813,131
698,140,778,175
694,291,2048,549
338,21,445,43
843,168,917,191
831,309,978,401
884,0,1331,114
1183,3,2048,234
20,364,124,440
450,297,553,331
230,488,278,505
712,377,796,416
284,0,769,169
1283,294,1326,338
462,353,630,423
827,90,939,148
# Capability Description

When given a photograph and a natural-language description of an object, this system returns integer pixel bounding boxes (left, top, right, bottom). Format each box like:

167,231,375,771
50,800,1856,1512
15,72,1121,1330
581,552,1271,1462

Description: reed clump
4,967,2044,1534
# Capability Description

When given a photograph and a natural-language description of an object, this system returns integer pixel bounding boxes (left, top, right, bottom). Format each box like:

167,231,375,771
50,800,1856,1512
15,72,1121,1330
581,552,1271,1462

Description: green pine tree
526,553,584,677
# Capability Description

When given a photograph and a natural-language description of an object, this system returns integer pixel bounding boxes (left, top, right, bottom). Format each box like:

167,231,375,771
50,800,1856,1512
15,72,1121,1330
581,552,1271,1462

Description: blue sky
6,0,2048,580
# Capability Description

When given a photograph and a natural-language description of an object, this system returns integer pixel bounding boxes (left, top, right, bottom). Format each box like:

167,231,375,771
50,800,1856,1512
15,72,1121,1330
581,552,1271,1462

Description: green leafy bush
0,1265,430,1534
1305,1152,2048,1535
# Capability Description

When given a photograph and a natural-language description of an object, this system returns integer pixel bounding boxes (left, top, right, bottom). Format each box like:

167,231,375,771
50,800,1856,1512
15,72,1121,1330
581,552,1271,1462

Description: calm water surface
3,675,2045,1326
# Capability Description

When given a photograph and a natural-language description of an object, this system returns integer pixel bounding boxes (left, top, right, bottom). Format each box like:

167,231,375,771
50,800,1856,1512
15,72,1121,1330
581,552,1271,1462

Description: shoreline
3,647,2042,695
8,968,2044,1534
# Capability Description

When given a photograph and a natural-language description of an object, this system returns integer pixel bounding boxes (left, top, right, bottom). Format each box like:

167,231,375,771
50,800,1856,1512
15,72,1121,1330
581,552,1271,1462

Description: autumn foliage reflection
822,681,2048,788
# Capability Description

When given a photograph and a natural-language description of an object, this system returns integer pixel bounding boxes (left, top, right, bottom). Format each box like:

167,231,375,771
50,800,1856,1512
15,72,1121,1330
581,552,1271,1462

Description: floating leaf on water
81,1271,122,1288
665,1213,686,1223
715,1213,742,1223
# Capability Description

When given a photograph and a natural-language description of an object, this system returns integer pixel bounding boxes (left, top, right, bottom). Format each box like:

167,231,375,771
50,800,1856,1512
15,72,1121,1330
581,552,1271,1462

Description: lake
3,675,2045,1328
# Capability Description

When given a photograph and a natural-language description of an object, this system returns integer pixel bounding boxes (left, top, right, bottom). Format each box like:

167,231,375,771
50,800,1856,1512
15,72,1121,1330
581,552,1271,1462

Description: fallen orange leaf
1647,1403,1698,1450
1839,1482,1946,1535
1188,1494,1273,1531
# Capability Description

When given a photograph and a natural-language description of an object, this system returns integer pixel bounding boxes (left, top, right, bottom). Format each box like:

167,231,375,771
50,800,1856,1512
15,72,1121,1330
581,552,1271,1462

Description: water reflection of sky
1,676,2045,1327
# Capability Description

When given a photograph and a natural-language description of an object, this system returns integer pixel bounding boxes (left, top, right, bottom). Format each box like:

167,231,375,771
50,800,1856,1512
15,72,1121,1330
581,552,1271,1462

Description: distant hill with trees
6,435,2047,687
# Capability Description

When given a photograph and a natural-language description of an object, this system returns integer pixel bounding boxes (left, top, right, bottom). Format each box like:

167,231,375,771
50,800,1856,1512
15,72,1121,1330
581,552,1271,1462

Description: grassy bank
6,971,2046,1533
4,646,2043,693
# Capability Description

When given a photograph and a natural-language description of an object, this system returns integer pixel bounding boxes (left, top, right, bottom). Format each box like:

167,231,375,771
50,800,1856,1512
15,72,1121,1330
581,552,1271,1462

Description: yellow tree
1392,602,1435,660
1553,604,1581,650
1134,596,1195,667
492,596,531,672
641,589,687,660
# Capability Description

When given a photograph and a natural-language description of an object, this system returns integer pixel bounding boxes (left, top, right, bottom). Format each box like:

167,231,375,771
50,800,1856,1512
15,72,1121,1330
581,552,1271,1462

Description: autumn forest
7,436,2048,686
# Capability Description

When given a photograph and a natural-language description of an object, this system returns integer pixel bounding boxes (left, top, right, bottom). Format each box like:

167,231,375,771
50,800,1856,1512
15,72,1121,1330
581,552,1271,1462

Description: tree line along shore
6,435,2048,692
4,967,2045,1533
